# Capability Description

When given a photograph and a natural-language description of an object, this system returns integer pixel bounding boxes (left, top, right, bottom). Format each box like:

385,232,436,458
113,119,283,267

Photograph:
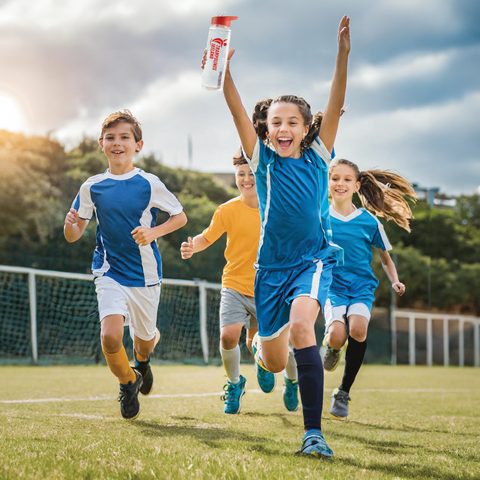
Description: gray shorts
219,288,257,330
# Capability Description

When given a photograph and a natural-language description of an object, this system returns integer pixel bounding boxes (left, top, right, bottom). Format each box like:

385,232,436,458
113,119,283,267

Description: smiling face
266,102,309,159
99,122,143,174
235,163,256,198
329,163,360,203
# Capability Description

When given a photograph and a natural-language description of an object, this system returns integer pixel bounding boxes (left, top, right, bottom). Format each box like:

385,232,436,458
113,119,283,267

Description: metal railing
392,309,480,367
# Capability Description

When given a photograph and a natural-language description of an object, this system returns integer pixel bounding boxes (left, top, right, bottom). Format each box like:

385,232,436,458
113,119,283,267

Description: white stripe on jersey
256,164,272,267
365,210,393,251
309,260,324,297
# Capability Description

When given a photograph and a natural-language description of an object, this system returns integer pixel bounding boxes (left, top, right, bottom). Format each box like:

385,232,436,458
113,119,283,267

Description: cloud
336,90,480,195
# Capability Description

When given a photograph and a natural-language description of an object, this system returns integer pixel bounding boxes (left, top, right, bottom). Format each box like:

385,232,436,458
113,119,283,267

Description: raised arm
202,48,257,159
223,50,257,158
319,15,350,154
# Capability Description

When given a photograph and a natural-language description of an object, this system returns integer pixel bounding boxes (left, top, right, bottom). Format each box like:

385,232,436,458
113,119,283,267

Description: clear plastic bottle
201,15,238,91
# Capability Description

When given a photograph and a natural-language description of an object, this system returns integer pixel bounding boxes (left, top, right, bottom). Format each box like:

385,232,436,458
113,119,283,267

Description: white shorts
94,276,160,341
324,300,371,331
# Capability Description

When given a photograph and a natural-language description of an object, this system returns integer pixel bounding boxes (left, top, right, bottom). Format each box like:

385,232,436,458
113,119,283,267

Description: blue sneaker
220,375,247,414
252,333,276,393
283,376,299,412
296,429,334,458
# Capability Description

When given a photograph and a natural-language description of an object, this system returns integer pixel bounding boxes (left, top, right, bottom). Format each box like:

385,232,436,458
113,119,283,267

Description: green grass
1,364,479,480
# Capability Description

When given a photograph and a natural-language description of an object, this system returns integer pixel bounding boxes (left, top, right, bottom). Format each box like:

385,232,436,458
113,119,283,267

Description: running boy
180,149,299,414
64,110,187,420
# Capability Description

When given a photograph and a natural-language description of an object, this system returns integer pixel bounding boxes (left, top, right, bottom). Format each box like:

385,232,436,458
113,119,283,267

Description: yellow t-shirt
202,196,260,297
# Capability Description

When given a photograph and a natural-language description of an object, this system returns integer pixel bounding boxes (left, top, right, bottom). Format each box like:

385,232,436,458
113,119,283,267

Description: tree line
1,130,479,315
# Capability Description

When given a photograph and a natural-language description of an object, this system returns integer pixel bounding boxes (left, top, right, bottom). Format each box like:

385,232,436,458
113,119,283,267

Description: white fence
0,265,221,365
391,309,480,367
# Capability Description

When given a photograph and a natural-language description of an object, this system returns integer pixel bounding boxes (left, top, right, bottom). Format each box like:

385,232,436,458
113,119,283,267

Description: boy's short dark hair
99,109,142,142
233,147,248,166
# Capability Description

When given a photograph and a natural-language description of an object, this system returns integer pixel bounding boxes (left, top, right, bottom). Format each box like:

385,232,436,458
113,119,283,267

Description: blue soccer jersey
328,206,392,305
72,167,183,287
248,137,343,271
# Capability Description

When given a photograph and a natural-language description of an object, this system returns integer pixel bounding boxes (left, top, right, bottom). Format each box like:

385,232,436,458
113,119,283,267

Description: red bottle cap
211,15,238,27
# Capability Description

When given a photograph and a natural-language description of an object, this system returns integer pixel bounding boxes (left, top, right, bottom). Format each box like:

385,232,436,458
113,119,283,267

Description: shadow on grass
348,419,478,438
242,412,298,428
134,419,296,457
329,429,480,468
337,456,472,480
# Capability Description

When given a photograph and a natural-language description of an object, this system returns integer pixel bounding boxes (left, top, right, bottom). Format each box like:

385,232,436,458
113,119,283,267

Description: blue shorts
254,258,335,340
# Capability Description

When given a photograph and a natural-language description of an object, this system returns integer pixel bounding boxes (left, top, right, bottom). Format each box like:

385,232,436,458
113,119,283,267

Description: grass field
1,364,479,480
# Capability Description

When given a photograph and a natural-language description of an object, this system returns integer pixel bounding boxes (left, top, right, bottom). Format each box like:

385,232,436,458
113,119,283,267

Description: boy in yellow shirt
180,150,298,414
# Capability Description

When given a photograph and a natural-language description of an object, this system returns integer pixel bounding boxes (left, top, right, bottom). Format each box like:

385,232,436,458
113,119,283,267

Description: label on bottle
209,38,228,71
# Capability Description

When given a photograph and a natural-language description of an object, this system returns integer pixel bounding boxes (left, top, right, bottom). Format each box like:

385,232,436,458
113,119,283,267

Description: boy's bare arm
132,211,187,246
64,208,89,243
319,15,350,153
180,234,212,259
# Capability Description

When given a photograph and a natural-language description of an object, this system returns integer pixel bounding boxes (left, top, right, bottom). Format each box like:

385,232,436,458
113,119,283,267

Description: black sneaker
134,349,154,396
118,369,143,420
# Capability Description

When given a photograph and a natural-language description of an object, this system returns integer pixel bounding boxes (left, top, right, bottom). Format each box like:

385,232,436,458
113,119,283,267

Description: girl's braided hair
330,159,417,232
252,95,342,154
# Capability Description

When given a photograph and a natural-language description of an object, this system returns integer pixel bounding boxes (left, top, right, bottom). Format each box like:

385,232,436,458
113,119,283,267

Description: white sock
220,343,241,383
284,347,298,381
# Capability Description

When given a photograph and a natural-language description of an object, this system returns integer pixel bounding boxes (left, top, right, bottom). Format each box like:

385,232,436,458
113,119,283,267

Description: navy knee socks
294,345,324,431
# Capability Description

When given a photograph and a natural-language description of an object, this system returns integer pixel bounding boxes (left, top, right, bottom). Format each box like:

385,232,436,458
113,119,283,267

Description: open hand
338,15,350,54
180,237,194,259
65,208,79,227
131,226,156,246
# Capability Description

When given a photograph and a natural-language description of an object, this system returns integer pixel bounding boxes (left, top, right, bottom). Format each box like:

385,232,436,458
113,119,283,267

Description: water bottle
201,15,238,91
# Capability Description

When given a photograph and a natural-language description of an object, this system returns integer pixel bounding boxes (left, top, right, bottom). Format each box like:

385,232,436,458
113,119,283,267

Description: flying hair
330,159,417,232
252,95,344,153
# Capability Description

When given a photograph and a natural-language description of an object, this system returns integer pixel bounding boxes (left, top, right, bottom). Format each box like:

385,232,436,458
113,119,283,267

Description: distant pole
427,256,431,311
188,134,193,169
390,253,398,365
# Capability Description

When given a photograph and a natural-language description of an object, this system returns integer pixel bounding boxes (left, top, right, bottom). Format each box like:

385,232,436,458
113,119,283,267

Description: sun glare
0,93,27,132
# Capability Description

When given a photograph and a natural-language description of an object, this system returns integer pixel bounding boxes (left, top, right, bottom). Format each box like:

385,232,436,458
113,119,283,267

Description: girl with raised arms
323,159,416,420
202,15,350,458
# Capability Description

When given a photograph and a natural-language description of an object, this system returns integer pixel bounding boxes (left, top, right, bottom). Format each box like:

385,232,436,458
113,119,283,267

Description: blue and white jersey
72,167,183,287
329,206,392,298
247,137,343,271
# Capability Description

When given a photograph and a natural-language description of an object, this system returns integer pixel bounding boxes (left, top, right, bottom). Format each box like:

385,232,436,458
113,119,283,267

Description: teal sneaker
220,375,247,414
296,429,334,458
252,333,276,393
330,388,350,420
283,376,299,412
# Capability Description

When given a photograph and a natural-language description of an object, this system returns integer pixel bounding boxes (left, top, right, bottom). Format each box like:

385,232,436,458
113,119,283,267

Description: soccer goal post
0,265,221,365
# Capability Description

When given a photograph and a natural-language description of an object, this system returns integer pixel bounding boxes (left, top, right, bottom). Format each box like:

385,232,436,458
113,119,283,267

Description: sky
0,0,479,196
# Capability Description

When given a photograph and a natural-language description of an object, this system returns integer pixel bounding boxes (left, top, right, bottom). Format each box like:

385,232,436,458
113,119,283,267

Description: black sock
339,336,367,394
293,345,324,431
